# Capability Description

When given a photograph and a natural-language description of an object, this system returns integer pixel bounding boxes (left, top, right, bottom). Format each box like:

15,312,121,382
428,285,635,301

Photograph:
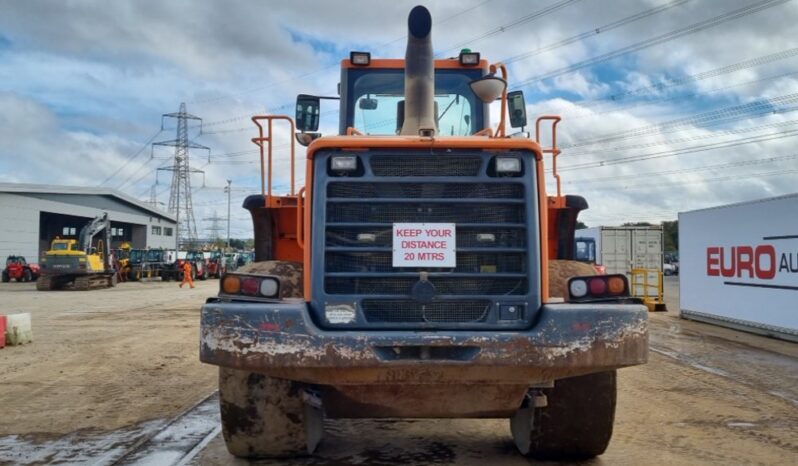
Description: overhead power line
563,91,798,149
503,0,689,65
558,128,798,171
564,153,798,185
100,130,162,186
512,0,792,89
437,0,583,56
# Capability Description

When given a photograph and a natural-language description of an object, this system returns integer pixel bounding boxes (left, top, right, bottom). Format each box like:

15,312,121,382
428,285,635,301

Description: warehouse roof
0,182,176,222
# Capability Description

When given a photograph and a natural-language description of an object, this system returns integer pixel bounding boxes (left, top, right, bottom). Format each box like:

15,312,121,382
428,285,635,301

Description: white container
576,226,664,275
679,193,798,342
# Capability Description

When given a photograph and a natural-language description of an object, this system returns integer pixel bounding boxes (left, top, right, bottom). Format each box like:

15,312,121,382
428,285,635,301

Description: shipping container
576,226,664,275
679,193,798,342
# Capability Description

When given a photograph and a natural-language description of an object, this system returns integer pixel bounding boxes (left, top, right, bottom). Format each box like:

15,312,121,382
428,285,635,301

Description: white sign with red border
392,223,456,267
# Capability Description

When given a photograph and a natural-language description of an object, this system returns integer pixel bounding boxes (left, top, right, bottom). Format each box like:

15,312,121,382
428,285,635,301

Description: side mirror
359,97,378,110
469,74,507,104
295,94,320,132
295,132,322,147
507,90,527,128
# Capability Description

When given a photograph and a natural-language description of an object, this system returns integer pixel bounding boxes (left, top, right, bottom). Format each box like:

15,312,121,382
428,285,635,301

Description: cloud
1,0,797,235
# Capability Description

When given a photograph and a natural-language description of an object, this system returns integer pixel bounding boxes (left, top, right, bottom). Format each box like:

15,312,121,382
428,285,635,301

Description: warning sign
392,223,456,267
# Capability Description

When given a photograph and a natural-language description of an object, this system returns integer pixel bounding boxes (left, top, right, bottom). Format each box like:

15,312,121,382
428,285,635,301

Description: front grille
326,277,527,295
328,182,523,199
326,227,526,248
327,203,524,224
317,152,535,327
370,155,482,176
362,300,490,323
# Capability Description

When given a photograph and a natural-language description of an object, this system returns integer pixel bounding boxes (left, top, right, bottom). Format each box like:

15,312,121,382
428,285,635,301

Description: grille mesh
326,227,526,248
370,155,482,176
327,203,524,224
326,252,525,273
328,182,523,199
361,300,490,323
325,277,527,295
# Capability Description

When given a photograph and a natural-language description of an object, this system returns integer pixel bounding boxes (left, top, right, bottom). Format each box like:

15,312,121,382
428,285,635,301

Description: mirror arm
490,63,509,138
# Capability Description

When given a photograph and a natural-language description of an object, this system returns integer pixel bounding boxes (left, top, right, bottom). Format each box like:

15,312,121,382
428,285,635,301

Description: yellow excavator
37,213,117,291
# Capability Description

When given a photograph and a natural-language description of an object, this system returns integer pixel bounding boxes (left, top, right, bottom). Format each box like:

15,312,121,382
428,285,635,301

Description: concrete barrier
5,313,32,346
0,315,6,348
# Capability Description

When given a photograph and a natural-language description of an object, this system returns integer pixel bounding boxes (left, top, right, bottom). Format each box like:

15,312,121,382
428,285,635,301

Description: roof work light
350,51,371,66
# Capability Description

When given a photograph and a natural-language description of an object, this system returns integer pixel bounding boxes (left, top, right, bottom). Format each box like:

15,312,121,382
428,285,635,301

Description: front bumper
200,300,648,385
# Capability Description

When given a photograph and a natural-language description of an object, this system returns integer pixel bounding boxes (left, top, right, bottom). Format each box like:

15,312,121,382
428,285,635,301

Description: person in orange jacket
179,261,195,289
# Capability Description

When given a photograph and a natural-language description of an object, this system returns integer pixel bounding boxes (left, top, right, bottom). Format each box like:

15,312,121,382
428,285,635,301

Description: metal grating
328,182,523,199
327,203,524,224
326,227,526,248
326,252,526,273
361,300,490,323
325,277,527,295
370,155,482,176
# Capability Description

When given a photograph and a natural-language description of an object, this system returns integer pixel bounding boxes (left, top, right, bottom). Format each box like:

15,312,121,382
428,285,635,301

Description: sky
1,0,797,238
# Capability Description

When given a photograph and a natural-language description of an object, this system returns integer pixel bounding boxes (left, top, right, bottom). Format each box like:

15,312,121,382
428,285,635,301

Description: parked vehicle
2,256,40,282
37,213,116,290
206,250,226,278
201,6,648,461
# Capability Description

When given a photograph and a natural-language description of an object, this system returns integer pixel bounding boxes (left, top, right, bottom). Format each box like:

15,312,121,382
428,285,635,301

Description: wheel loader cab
296,59,491,138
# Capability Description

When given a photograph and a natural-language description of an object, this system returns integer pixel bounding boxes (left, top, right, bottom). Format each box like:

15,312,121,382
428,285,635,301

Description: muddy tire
528,371,617,460
218,260,313,458
219,368,322,458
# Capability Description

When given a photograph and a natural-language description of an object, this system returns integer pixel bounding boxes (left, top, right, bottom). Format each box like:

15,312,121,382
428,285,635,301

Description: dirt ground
1,277,797,465
0,279,218,436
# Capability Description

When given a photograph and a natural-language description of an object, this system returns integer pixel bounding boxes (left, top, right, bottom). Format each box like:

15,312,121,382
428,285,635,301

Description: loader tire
527,371,617,460
23,269,32,282
217,260,314,458
1,270,9,283
219,368,321,458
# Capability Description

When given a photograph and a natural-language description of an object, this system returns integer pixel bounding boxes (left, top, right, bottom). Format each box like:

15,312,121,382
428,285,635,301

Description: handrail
251,116,297,204
535,115,562,198
296,187,306,250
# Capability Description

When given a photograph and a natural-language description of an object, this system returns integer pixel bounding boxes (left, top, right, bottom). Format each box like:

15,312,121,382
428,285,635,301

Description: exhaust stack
400,6,436,137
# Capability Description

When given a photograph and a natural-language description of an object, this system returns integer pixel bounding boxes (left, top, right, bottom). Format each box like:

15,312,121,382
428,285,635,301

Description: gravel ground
1,276,796,465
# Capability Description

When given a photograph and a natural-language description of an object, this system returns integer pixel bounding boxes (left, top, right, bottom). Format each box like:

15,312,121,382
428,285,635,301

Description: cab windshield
52,243,70,251
345,68,485,136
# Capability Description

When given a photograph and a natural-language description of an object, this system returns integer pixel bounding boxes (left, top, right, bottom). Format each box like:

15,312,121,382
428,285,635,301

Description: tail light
220,273,280,301
567,274,629,302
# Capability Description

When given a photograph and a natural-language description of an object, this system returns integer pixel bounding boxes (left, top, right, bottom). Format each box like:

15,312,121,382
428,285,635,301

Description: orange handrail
251,116,297,205
535,115,562,198
296,187,306,250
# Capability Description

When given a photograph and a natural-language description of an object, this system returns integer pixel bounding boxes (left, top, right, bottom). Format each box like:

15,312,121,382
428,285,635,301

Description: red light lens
241,277,259,295
589,278,607,295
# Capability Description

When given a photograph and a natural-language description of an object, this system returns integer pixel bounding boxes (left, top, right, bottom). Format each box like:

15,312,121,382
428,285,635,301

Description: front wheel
23,269,32,282
516,371,617,460
1,270,9,283
219,368,322,458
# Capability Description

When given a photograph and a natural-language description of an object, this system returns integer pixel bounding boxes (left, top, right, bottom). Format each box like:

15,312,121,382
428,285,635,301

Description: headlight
569,279,588,298
495,156,521,174
459,50,480,66
331,155,358,172
350,51,371,66
259,278,278,297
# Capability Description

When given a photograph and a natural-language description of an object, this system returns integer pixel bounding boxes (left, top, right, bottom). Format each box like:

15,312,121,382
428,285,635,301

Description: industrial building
0,183,177,263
